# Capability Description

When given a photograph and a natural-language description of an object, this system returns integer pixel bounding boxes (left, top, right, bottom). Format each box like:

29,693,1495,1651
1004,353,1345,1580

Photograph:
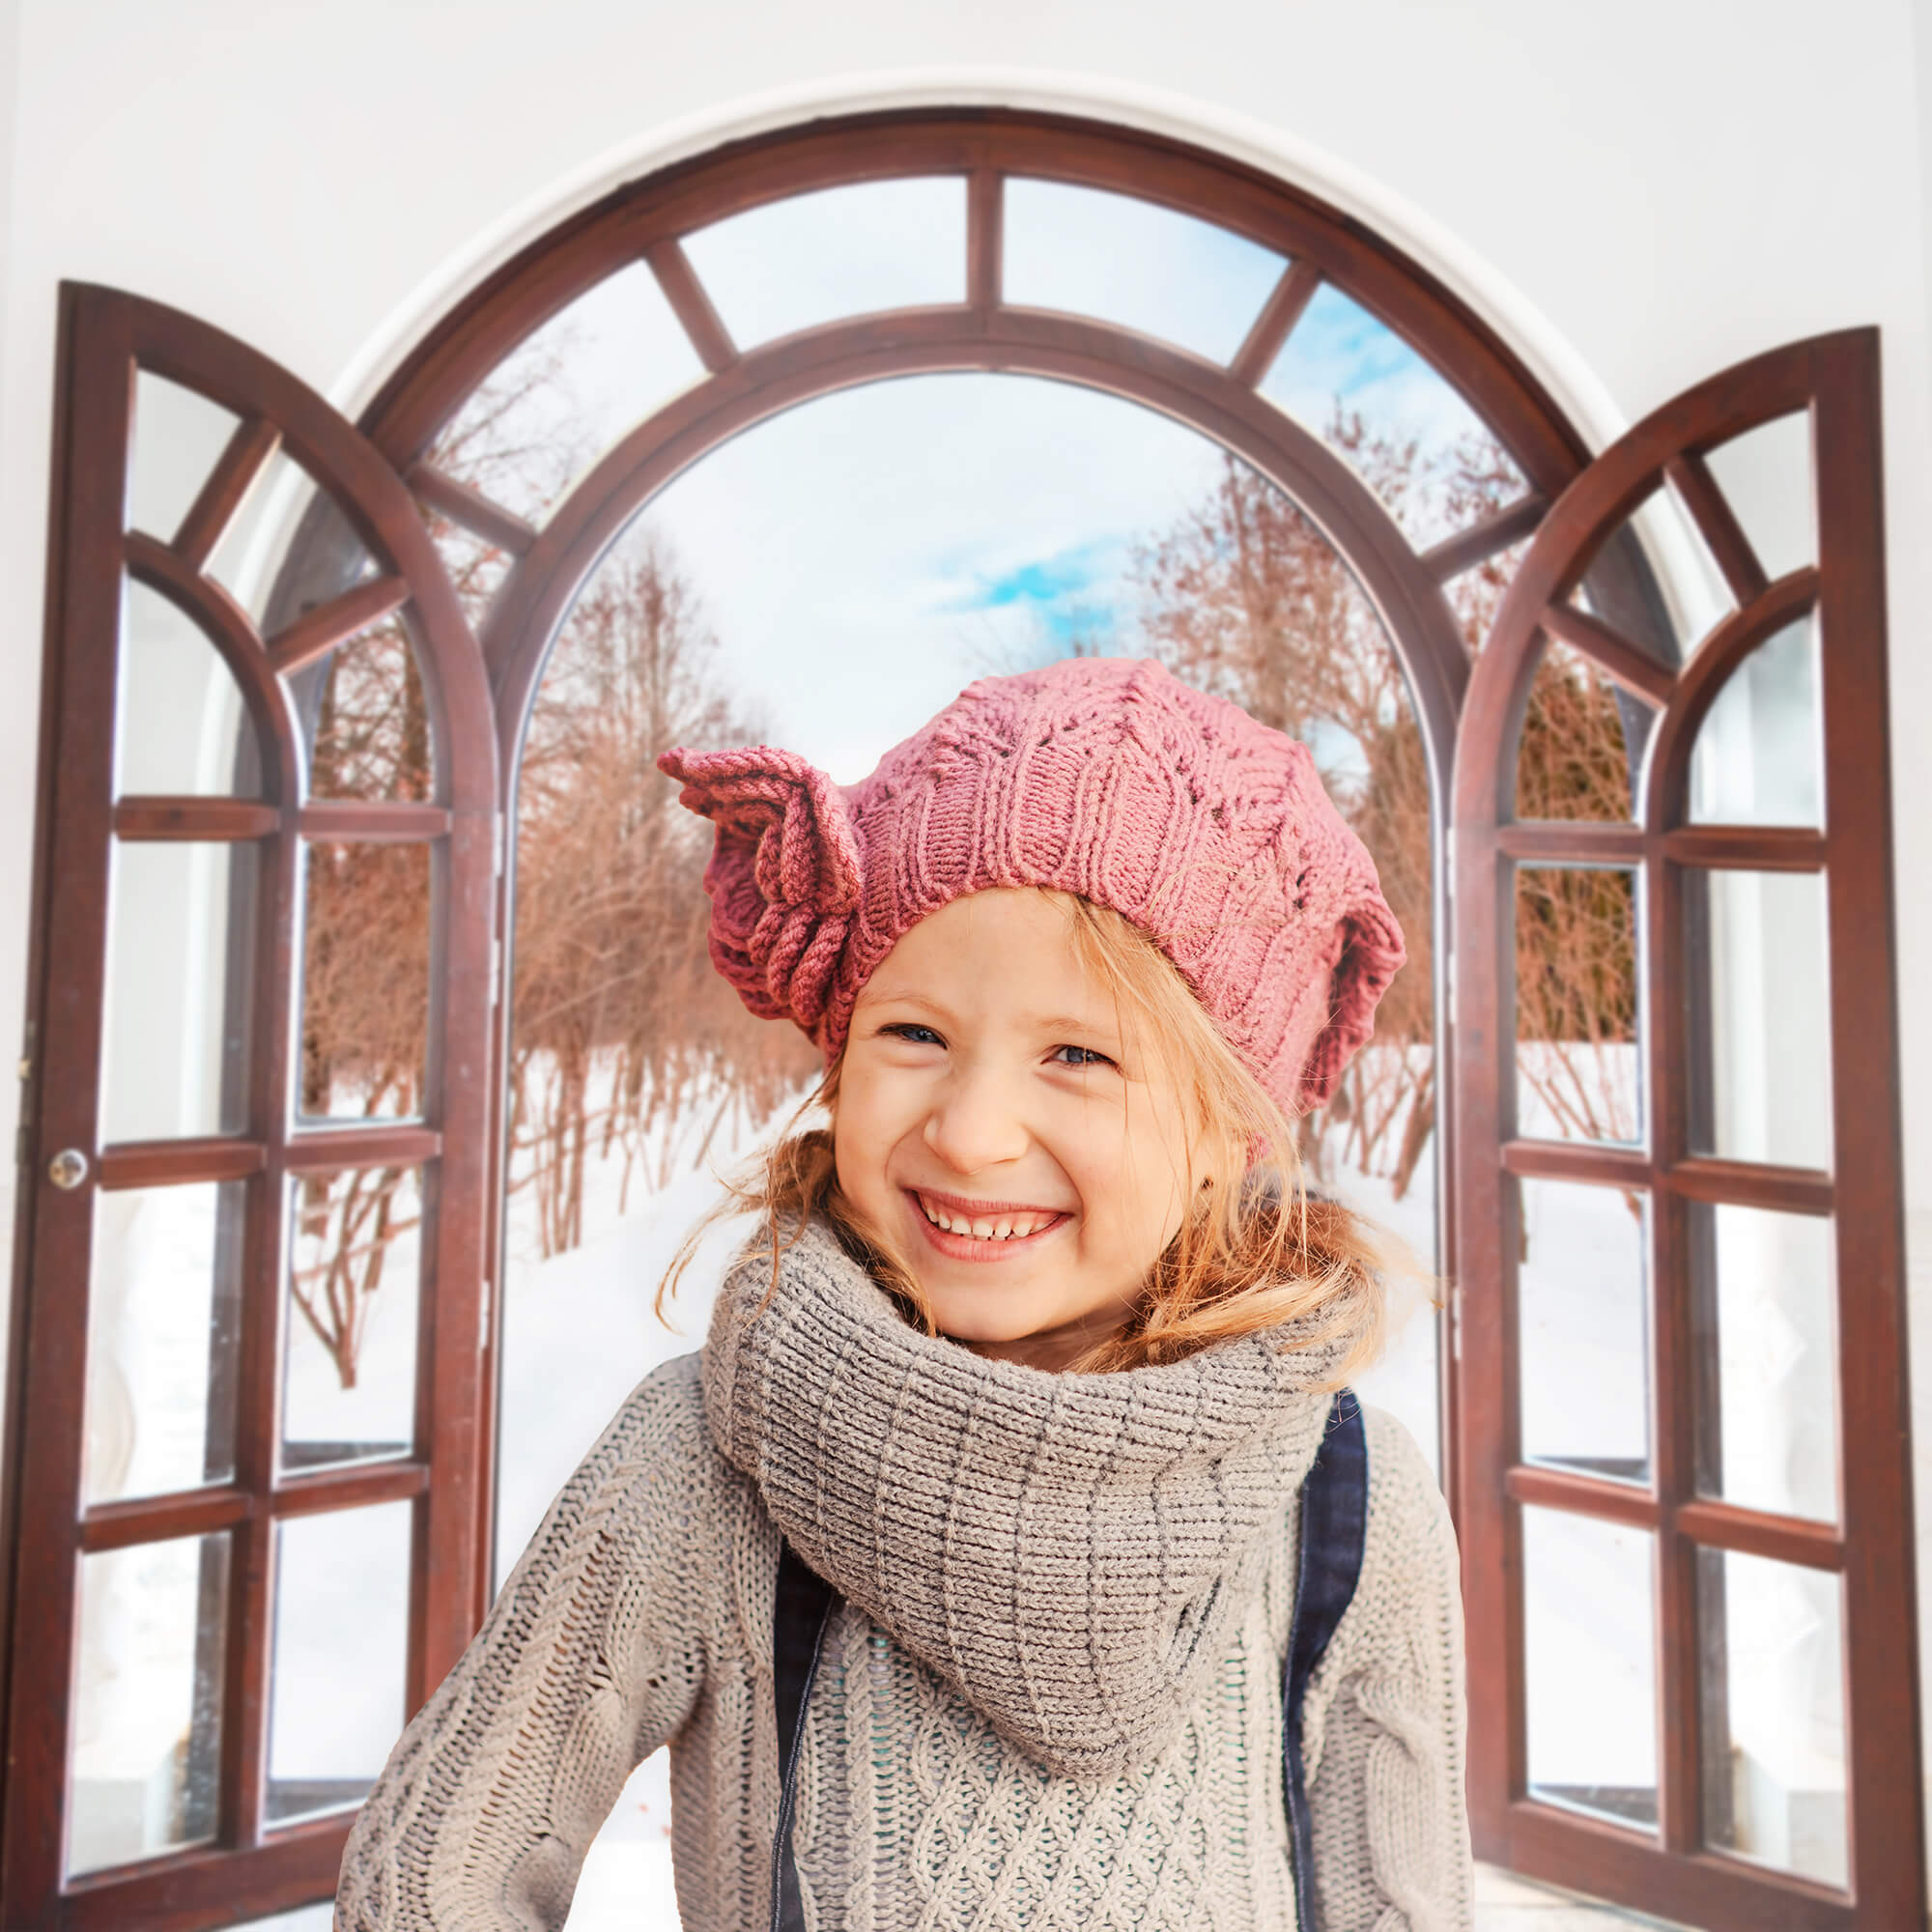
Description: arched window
4,110,1918,1930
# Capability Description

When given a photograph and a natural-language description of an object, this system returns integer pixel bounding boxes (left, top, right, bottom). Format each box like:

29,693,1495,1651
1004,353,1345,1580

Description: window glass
99,839,257,1145
684,178,967,350
1702,412,1815,584
1514,639,1647,823
1697,1548,1847,1887
116,578,261,799
1688,616,1822,827
306,618,438,803
433,262,705,526
282,1167,422,1473
266,1502,412,1825
207,454,377,635
128,372,241,546
69,1534,230,1875
85,1181,245,1506
1260,284,1525,549
1002,177,1285,364
298,839,431,1122
1691,1204,1837,1522
1514,866,1642,1147
1522,1506,1659,1832
1570,488,1730,666
1520,1179,1649,1486
1683,868,1831,1171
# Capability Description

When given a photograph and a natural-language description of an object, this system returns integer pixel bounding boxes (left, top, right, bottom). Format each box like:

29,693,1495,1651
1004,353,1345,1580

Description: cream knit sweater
336,1222,1471,1930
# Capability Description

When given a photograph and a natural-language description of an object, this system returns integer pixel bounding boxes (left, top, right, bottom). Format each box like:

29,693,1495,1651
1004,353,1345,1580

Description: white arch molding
325,68,1634,466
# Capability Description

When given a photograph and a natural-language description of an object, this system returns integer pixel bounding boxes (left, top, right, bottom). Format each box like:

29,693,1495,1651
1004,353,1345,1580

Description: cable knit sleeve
334,1354,720,1932
1300,1406,1473,1932
703,1224,1343,1783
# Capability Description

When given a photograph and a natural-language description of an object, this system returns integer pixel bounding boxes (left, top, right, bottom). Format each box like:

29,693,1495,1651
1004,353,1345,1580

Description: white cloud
634,373,1228,782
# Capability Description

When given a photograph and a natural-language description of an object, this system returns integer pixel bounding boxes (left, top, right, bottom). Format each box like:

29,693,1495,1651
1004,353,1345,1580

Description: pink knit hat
658,658,1405,1113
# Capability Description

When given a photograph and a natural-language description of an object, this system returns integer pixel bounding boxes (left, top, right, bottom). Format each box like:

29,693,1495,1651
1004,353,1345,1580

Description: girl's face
834,890,1200,1371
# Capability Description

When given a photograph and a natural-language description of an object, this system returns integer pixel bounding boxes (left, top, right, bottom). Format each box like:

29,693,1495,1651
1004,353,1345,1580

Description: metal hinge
478,1274,494,1349
1450,1286,1464,1361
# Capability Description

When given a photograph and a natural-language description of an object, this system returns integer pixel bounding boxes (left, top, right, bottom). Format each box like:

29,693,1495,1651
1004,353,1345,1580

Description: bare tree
509,526,817,1257
1131,412,1637,1193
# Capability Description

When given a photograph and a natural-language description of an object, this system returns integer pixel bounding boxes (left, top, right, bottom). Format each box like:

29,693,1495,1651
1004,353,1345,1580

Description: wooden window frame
0,289,498,1928
1451,330,1924,1926
2,109,1918,1928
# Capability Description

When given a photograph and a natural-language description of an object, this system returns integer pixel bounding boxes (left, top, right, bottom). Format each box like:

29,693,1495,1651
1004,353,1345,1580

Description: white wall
2,0,1930,1880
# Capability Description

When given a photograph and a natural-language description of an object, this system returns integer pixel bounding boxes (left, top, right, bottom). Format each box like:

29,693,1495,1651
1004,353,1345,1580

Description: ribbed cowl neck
701,1216,1348,1779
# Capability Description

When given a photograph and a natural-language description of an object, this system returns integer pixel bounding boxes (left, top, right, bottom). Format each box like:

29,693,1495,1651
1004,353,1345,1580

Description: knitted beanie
658,657,1405,1113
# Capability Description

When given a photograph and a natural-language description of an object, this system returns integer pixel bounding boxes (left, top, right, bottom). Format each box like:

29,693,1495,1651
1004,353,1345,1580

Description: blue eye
1052,1044,1113,1068
882,1022,945,1047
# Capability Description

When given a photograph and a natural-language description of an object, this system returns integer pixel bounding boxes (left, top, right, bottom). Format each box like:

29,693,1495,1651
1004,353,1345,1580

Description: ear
658,745,864,1037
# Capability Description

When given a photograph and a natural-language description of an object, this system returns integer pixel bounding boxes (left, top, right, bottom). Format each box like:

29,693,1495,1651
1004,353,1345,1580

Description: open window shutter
0,285,498,1929
1451,328,1924,1927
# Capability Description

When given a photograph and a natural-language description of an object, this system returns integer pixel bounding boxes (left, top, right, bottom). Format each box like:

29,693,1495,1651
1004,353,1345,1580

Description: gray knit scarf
701,1216,1347,1779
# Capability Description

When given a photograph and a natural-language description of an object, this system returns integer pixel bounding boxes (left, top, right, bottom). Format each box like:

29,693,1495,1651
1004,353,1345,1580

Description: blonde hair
661,889,1407,1379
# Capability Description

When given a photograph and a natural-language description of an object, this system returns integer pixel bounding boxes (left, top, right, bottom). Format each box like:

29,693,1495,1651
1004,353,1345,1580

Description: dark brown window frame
1,108,1918,1929
1,289,499,1928
1452,329,1923,1927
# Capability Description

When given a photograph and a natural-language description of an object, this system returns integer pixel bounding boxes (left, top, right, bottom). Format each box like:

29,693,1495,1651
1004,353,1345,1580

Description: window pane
1701,412,1815,585
1683,868,1831,1170
433,261,705,526
1443,533,1531,657
282,1167,421,1473
117,579,262,799
1003,178,1285,365
85,1181,245,1506
1520,1179,1649,1486
206,454,377,635
306,619,436,803
1259,283,1525,549
1515,866,1641,1145
266,1501,412,1824
1573,487,1731,666
100,839,257,1144
684,178,966,351
1514,639,1647,823
299,839,431,1122
1691,1205,1838,1522
1688,616,1821,827
69,1533,229,1875
1698,1548,1847,1888
1522,1506,1658,1831
128,372,241,547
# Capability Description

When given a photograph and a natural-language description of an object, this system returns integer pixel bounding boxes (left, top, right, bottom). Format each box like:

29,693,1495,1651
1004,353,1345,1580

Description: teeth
920,1197,1053,1240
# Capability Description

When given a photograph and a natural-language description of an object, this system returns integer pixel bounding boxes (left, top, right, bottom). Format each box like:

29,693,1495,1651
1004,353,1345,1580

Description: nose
922,1058,1030,1174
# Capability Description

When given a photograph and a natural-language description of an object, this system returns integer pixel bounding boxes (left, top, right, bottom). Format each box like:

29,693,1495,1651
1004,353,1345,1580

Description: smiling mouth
911,1190,1069,1243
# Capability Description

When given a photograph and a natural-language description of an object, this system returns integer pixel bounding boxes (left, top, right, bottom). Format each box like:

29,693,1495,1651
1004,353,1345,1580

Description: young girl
336,657,1470,1931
